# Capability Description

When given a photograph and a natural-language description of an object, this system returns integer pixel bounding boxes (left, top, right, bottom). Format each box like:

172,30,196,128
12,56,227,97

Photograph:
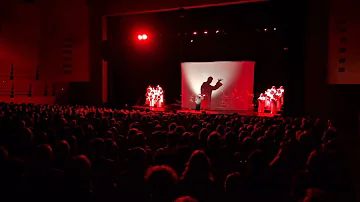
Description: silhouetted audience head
169,123,177,131
248,149,267,172
182,150,213,181
167,130,180,147
30,144,53,168
145,165,178,201
224,131,237,147
127,147,147,171
303,188,328,202
174,196,199,202
224,172,248,201
207,131,222,149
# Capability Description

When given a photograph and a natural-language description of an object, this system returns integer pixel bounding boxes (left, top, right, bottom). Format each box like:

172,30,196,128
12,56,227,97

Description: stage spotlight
204,30,208,34
216,30,220,34
193,31,197,35
138,34,148,40
274,28,277,31
264,28,267,32
190,40,193,43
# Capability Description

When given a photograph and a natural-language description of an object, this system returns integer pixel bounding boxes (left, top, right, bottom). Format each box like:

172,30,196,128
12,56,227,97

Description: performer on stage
195,94,205,111
269,91,277,114
156,85,164,107
258,93,266,113
145,86,152,106
276,89,283,111
264,89,271,109
200,77,223,109
150,91,155,107
278,86,284,106
271,86,276,93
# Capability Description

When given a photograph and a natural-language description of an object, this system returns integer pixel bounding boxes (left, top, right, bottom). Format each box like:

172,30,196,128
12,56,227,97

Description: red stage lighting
138,34,148,40
193,31,197,35
216,30,220,34
204,31,208,34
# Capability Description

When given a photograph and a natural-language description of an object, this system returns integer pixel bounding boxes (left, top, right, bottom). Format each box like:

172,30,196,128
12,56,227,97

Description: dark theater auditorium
0,0,359,201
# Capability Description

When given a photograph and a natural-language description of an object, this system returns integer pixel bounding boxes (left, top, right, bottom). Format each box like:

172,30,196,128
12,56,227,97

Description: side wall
0,0,89,104
328,0,360,84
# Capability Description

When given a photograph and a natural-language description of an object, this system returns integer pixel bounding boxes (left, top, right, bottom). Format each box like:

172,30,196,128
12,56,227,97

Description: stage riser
132,105,278,117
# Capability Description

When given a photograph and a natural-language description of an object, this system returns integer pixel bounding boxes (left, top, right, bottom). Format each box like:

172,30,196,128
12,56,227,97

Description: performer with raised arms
195,94,205,111
200,77,223,109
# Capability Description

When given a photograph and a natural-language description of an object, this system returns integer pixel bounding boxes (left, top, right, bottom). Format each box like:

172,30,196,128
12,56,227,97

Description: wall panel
0,0,90,104
328,0,360,84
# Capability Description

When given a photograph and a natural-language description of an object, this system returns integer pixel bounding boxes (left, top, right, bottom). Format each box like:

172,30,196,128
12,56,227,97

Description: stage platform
132,106,277,117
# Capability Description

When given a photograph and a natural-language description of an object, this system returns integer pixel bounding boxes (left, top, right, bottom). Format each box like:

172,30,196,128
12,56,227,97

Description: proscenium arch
101,0,267,103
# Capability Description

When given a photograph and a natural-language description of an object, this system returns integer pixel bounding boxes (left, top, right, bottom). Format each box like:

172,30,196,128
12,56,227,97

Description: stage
132,105,278,117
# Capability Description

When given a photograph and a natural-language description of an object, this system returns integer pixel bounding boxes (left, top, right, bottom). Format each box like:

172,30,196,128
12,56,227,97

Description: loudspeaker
28,84,32,97
36,65,39,80
10,84,14,98
10,64,14,80
44,84,48,96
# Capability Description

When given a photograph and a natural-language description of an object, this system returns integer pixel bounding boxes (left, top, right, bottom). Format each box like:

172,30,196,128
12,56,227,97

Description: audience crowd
0,103,351,202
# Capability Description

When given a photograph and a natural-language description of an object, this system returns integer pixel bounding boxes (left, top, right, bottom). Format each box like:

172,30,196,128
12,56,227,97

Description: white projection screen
181,61,255,110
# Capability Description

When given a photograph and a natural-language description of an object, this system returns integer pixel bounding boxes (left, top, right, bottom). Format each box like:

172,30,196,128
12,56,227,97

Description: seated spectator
65,154,92,199
224,172,246,202
180,150,217,202
174,196,199,202
145,165,179,202
117,147,147,202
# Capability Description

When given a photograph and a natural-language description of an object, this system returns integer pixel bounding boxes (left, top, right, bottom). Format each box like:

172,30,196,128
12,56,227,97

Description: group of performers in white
258,86,284,114
145,85,164,107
